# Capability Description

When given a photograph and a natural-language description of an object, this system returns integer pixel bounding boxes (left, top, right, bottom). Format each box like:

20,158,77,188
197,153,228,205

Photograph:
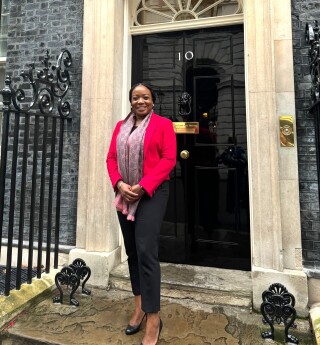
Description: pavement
0,286,315,344
0,262,316,344
1,289,314,345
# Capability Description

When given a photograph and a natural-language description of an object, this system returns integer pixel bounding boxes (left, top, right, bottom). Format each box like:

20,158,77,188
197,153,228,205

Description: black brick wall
292,0,320,270
2,0,84,245
3,0,319,264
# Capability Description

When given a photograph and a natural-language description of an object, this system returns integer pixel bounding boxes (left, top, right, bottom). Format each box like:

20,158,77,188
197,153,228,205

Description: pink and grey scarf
114,112,151,221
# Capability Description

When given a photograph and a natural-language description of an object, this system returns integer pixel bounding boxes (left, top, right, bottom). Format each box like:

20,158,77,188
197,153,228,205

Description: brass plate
173,122,199,134
280,115,294,147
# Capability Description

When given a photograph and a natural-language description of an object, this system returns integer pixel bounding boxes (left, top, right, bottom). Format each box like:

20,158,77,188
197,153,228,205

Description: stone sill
0,271,57,330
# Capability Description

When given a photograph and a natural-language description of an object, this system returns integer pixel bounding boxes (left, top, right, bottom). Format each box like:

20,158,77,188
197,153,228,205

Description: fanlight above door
134,0,243,26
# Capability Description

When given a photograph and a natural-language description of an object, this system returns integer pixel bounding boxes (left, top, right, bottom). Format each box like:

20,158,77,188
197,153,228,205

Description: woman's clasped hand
117,181,145,202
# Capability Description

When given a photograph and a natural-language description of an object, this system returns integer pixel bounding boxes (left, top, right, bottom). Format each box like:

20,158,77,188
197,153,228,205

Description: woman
106,83,176,345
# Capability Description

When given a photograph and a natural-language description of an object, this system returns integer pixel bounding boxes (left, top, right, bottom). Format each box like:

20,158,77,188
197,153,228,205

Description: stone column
69,0,124,287
244,0,308,315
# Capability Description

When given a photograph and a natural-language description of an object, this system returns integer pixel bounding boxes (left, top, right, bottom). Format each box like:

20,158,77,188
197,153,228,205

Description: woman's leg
134,182,169,344
117,212,140,296
134,182,169,313
117,212,144,326
144,312,163,345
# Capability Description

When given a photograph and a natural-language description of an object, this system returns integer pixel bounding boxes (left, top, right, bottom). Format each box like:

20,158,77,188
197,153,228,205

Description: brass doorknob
180,150,189,159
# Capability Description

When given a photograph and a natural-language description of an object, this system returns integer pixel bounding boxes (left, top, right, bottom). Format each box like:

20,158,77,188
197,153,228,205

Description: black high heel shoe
141,318,163,345
125,313,146,335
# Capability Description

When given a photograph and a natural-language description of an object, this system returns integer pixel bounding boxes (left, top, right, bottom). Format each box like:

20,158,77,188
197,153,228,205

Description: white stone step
110,262,252,309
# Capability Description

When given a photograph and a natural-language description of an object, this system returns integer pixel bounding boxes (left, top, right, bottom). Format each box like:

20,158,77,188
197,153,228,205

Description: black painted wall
292,0,320,271
2,0,84,245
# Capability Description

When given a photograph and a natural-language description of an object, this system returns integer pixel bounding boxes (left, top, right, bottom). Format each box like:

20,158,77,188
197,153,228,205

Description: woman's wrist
117,180,123,189
139,184,145,193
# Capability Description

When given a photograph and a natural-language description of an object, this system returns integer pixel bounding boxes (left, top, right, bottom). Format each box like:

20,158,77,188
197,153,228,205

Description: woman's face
131,85,153,117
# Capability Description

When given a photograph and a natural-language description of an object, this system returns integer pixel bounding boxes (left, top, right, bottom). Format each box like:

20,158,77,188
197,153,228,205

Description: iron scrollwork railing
1,49,72,116
0,49,72,297
53,258,91,306
306,20,320,104
260,283,298,344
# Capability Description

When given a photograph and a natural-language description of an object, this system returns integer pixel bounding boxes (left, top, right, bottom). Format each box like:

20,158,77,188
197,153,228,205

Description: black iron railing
306,20,320,104
306,21,320,206
260,283,298,344
0,49,72,296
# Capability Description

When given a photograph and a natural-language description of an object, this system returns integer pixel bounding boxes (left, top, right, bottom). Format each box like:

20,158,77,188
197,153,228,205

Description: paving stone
0,288,314,345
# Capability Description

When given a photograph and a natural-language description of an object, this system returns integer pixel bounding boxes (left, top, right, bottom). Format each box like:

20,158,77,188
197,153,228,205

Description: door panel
132,33,184,119
132,25,250,270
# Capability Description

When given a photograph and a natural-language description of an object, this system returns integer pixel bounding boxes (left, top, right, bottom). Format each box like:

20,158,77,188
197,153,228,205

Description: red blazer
106,112,177,196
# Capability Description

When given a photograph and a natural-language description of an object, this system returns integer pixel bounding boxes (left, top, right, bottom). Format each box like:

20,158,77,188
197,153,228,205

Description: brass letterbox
173,122,199,134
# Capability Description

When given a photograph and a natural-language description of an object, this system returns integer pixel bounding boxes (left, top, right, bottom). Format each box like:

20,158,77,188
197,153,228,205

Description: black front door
132,25,250,271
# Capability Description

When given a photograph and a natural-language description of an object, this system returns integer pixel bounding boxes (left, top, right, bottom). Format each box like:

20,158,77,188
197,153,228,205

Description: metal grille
0,265,39,294
0,50,72,296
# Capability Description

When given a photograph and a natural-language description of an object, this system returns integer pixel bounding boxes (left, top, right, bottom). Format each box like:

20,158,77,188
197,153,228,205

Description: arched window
133,0,243,26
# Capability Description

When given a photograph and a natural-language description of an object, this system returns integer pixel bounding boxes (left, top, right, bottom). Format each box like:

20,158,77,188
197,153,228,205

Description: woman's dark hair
129,83,157,103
